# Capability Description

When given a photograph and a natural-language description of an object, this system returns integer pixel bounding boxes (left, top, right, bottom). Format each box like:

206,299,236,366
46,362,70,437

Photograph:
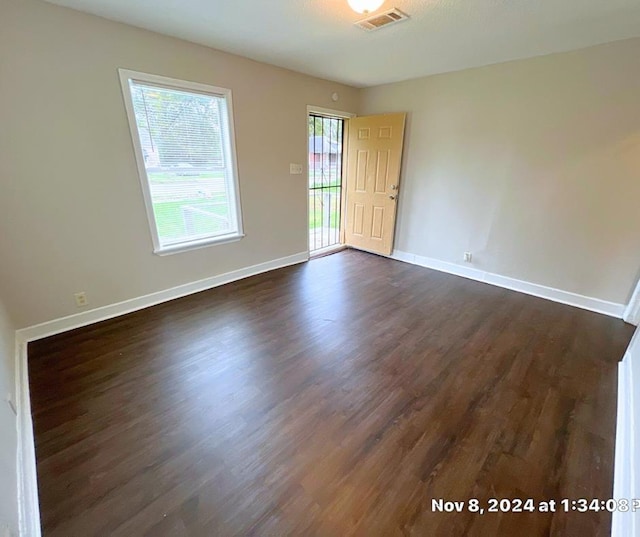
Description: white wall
0,298,18,536
361,39,640,306
0,0,360,329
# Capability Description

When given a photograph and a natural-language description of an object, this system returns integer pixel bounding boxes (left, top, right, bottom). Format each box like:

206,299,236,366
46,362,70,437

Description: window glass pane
127,79,239,249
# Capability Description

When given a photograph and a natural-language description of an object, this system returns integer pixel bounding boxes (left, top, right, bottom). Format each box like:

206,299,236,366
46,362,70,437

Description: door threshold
310,244,346,259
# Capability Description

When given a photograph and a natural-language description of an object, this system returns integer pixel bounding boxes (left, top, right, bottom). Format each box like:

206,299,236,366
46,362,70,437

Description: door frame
306,105,356,256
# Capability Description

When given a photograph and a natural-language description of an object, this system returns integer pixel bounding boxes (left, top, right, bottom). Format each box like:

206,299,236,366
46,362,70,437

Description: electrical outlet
464,252,473,263
289,163,303,175
74,292,88,308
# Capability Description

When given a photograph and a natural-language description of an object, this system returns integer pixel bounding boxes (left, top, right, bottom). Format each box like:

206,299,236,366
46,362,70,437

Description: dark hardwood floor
28,250,634,536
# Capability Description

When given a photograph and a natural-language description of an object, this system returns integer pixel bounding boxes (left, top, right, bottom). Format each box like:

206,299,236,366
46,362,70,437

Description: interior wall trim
612,329,640,536
16,252,309,343
624,279,640,326
391,249,626,319
13,251,310,536
15,338,41,537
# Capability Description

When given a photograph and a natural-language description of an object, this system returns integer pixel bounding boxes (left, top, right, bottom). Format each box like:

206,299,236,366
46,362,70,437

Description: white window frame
118,68,244,255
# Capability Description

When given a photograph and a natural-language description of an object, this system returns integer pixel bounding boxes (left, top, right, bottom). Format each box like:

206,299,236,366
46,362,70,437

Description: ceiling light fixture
347,0,385,14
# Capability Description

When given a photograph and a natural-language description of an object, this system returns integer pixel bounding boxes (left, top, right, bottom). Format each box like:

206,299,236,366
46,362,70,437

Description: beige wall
0,297,18,534
361,39,640,305
2,0,639,329
0,0,360,328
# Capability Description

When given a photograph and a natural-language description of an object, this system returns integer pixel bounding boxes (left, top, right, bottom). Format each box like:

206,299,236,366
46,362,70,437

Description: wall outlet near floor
464,252,473,263
289,163,303,175
74,291,89,308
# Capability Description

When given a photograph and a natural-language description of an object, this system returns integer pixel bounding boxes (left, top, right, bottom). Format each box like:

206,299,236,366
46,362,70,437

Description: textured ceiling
43,0,640,87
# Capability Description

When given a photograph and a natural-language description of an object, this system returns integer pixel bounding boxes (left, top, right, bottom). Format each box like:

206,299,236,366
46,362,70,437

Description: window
119,69,243,254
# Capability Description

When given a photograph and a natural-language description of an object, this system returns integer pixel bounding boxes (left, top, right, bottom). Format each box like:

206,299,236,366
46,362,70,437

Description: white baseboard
14,340,40,537
12,251,309,536
624,280,640,326
8,246,632,537
16,252,309,343
612,329,639,537
391,250,626,318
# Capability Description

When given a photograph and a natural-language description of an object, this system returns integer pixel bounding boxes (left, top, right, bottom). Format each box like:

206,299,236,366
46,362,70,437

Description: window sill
154,233,245,256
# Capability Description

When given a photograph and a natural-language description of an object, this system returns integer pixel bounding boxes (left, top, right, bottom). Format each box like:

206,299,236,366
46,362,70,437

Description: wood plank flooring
28,250,634,536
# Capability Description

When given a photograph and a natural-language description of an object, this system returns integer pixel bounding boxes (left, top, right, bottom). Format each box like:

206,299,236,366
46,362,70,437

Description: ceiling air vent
355,8,409,31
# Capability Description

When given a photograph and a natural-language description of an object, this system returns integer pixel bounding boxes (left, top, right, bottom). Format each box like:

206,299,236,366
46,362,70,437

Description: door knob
389,195,397,200
390,185,398,190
